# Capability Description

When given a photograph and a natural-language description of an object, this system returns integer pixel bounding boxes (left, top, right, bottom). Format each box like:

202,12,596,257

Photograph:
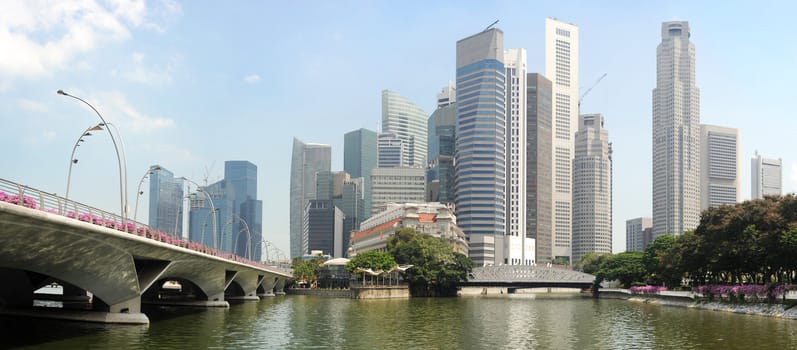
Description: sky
1,0,796,257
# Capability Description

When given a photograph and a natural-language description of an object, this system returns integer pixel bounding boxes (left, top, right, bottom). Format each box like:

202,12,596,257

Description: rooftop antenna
484,20,499,32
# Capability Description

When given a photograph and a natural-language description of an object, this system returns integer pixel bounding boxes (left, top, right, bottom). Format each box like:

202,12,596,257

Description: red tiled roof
417,213,437,223
351,218,401,241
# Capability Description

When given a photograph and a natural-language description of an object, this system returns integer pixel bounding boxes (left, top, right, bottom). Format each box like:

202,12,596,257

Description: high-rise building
382,90,428,167
341,177,364,254
377,133,405,168
572,114,612,264
427,84,457,205
700,124,740,209
455,27,506,266
304,199,345,257
545,18,579,263
502,48,532,265
290,138,331,258
437,81,456,108
626,217,652,252
527,73,554,264
370,167,426,216
752,151,782,199
148,165,184,237
652,21,701,238
187,161,262,261
344,128,377,218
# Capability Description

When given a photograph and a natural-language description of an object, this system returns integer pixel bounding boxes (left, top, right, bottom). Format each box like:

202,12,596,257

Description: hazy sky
1,0,795,256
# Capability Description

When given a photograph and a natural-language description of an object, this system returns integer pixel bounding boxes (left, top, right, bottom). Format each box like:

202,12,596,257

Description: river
2,294,796,349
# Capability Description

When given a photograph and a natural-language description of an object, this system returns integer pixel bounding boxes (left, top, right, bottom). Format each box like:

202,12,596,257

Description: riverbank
600,289,797,320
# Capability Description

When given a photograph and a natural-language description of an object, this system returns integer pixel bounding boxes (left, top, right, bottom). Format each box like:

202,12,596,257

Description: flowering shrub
0,193,38,209
630,285,668,294
693,284,792,302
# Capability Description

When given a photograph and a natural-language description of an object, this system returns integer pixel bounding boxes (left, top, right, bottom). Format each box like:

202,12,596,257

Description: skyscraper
502,48,532,265
370,167,426,216
187,161,262,261
545,18,579,263
699,124,740,209
427,84,457,205
652,21,701,238
455,27,506,266
304,199,345,257
290,138,331,258
344,128,377,219
382,90,428,167
626,217,652,252
377,133,405,168
572,114,612,264
752,151,782,199
148,165,184,236
527,73,553,264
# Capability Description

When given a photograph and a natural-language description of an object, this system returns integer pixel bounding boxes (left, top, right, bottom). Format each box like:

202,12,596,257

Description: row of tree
578,195,797,288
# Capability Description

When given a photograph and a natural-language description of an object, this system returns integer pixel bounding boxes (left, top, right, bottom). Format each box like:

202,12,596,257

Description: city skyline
2,1,797,257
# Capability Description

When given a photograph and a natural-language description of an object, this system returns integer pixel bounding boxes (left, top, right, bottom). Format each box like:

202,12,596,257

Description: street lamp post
232,215,252,260
58,90,127,223
64,124,103,207
180,177,217,250
133,166,162,224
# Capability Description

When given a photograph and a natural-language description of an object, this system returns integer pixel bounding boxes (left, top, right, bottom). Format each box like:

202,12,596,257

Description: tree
575,253,608,274
292,257,323,283
595,251,646,288
345,251,396,273
386,228,473,296
643,234,678,286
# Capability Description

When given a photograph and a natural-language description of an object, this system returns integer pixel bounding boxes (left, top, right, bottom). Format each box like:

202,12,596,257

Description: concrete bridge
0,179,292,324
460,265,595,294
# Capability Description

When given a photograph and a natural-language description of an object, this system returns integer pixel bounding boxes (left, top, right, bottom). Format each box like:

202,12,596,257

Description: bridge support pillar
274,279,286,295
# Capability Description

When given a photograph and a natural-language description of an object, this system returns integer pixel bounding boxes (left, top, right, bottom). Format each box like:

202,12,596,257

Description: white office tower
545,18,579,263
652,21,701,238
498,48,533,265
751,151,782,199
382,90,428,168
369,167,426,216
572,114,612,265
455,28,506,266
700,124,740,209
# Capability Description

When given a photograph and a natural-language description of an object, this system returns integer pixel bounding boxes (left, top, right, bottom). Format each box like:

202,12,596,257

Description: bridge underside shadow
0,202,291,324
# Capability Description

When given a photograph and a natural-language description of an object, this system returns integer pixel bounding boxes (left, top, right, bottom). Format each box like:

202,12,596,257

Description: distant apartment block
751,151,782,199
700,124,740,209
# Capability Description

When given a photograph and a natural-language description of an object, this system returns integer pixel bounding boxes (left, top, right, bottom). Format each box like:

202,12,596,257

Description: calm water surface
2,295,796,349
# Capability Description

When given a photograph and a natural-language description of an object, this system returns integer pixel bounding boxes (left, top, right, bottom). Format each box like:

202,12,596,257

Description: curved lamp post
133,166,162,223
58,90,127,222
223,215,252,260
180,177,217,249
64,124,103,205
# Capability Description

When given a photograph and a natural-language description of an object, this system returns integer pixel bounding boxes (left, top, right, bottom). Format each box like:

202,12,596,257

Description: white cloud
121,52,181,85
90,91,175,133
0,0,181,80
17,98,48,113
244,74,262,84
24,130,56,146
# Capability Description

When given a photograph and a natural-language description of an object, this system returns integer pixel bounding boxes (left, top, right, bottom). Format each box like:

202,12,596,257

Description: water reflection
1,295,796,349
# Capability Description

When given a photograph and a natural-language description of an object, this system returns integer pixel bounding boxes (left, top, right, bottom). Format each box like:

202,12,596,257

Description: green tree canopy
386,227,473,296
345,250,396,273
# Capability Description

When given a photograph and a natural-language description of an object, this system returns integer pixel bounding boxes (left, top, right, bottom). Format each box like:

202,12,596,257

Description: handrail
0,177,289,275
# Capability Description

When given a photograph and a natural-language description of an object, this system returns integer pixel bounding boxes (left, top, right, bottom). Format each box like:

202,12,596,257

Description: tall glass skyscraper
187,161,263,261
652,21,700,238
290,138,331,257
344,128,377,219
148,165,184,236
455,27,506,266
381,90,428,167
526,73,553,264
427,89,456,205
545,17,579,263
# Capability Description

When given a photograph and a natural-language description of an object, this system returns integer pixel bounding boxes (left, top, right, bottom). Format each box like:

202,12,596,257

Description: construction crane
578,73,607,109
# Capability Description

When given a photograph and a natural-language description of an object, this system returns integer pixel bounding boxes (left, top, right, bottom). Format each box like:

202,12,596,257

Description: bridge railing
0,178,284,274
